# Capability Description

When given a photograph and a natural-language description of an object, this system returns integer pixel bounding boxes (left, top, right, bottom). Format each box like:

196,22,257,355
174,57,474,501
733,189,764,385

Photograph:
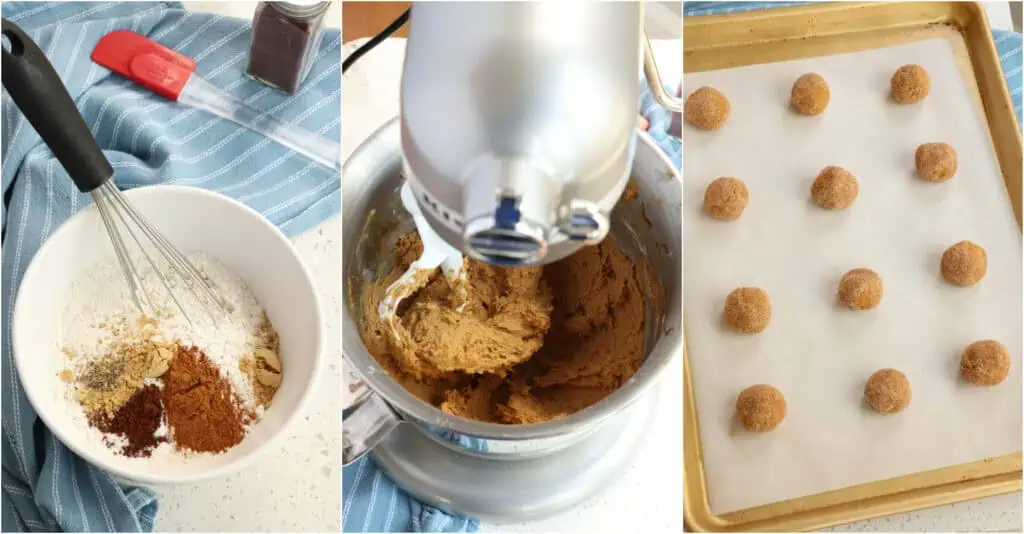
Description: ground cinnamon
162,346,247,453
93,384,165,458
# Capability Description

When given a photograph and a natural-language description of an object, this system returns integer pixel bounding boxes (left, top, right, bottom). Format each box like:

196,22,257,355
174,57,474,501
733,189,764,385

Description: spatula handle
179,75,341,171
1,19,112,193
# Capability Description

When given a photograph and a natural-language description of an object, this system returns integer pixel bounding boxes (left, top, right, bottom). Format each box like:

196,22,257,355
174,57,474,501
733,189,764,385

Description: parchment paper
683,37,1023,515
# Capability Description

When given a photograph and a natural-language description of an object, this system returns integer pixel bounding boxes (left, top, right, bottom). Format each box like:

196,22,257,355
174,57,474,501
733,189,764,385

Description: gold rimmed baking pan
683,2,1022,531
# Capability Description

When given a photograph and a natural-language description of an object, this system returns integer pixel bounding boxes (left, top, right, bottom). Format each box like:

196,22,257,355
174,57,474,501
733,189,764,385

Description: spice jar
246,1,331,94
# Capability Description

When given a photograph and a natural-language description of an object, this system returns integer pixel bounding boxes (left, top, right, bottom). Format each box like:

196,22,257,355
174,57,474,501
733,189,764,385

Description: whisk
91,180,232,324
2,19,230,324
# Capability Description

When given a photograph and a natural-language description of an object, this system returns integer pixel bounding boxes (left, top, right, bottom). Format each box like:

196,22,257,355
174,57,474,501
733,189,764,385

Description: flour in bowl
58,252,283,457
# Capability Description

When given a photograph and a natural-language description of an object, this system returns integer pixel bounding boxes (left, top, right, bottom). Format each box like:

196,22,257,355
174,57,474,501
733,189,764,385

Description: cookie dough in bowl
359,229,649,424
341,119,682,457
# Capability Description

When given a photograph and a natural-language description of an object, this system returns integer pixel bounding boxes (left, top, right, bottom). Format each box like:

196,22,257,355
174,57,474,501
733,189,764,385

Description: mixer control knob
558,200,609,245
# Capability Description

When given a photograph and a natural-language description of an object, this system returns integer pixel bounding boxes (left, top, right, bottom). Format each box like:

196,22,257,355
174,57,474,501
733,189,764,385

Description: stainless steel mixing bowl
342,117,681,464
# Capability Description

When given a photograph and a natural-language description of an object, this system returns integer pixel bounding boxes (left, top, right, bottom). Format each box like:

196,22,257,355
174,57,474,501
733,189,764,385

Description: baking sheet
683,37,1023,515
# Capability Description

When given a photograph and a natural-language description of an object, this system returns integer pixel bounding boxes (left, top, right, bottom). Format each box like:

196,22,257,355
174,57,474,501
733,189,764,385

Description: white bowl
12,185,324,484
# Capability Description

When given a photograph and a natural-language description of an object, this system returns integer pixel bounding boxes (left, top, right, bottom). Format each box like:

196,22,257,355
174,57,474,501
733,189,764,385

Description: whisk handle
1,19,112,193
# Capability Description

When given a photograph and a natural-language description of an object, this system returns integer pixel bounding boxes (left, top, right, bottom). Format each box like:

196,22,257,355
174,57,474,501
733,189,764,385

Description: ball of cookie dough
703,177,749,221
915,143,958,182
864,368,911,414
837,268,883,310
790,73,830,116
685,86,731,130
811,166,859,209
723,287,771,334
891,64,931,104
736,384,786,432
941,240,987,286
961,340,1011,386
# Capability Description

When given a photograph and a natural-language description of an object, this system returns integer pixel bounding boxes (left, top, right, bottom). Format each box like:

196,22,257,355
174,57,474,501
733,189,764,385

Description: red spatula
92,30,339,170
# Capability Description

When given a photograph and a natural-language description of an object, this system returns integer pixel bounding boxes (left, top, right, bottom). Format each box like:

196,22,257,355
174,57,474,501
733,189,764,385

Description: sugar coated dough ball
723,287,771,334
838,268,883,310
790,73,830,116
961,340,1011,386
864,368,911,414
685,86,730,130
915,143,958,182
941,240,987,286
811,166,858,209
891,64,931,104
703,177,749,221
736,384,786,432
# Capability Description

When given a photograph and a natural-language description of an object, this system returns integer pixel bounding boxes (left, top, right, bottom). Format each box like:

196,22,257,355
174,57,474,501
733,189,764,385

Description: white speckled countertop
154,3,341,532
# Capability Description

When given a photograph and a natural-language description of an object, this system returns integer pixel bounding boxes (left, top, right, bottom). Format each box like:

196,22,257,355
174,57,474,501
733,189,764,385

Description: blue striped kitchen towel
1,2,339,532
643,84,683,171
684,2,1023,126
340,83,682,534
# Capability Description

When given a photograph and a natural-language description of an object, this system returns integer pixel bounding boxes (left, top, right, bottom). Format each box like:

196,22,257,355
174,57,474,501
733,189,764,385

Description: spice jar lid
271,1,331,19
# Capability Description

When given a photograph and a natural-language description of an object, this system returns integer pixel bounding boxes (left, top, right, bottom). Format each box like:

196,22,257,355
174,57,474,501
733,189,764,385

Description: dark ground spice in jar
246,1,330,93
162,346,249,453
93,384,166,458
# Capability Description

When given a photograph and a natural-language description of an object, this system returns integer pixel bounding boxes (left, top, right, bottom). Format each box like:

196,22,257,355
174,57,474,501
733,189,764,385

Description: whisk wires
91,180,232,326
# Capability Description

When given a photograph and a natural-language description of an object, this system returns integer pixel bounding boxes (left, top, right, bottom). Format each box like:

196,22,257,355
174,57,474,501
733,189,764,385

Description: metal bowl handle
342,356,402,466
641,30,682,114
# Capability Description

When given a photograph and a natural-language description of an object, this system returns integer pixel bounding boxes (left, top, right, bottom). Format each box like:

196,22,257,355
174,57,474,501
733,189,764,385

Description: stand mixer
342,0,683,522
399,1,680,266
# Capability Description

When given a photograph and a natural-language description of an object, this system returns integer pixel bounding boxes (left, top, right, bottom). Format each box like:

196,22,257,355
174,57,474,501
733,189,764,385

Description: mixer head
398,1,644,266
400,151,633,267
